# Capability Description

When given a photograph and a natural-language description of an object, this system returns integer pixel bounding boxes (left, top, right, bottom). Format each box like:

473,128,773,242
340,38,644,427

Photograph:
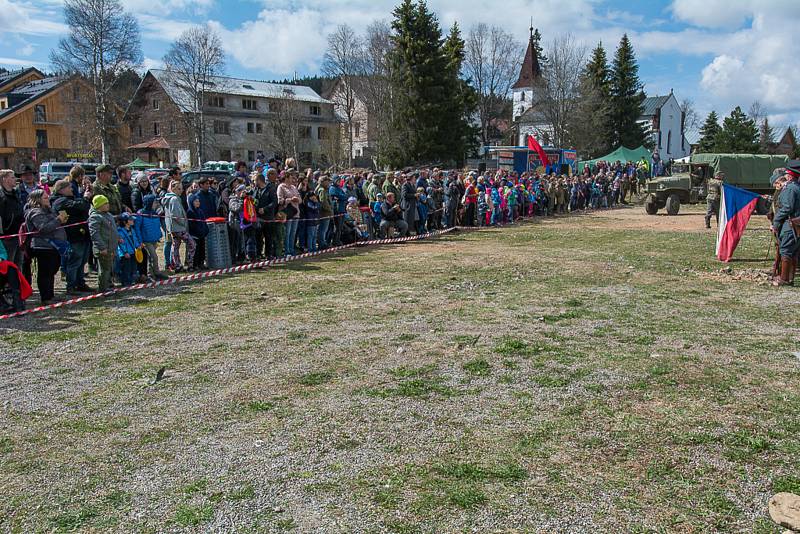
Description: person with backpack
23,189,68,304
163,180,195,273
88,195,120,292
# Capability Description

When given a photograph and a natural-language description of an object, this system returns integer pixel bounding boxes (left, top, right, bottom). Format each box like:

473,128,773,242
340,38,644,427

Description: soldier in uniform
772,162,800,286
705,171,723,229
768,172,788,277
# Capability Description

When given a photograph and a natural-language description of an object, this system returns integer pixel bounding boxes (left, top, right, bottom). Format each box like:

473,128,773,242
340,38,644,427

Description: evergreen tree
609,34,647,149
571,41,613,157
715,106,759,153
387,0,451,165
758,117,776,154
697,111,720,153
532,28,548,68
441,23,478,164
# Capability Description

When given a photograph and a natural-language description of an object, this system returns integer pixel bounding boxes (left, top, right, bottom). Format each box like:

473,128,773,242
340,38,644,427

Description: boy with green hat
88,194,120,291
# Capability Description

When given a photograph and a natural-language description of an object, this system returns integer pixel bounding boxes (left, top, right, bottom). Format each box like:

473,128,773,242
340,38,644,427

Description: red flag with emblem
527,135,549,170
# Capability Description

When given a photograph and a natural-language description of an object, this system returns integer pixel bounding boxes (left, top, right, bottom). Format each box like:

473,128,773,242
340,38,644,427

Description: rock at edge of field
769,492,800,531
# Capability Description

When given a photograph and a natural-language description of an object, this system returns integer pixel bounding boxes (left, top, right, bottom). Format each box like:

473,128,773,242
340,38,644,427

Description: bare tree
747,101,766,126
163,25,226,167
50,0,142,163
464,24,523,146
358,20,397,168
270,89,303,164
322,24,363,167
536,34,588,148
680,98,700,139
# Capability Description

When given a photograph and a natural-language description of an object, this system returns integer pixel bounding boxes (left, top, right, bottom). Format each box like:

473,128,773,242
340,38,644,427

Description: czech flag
716,184,760,262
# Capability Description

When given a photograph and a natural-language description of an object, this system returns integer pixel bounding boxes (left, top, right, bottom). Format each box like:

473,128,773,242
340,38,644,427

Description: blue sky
2,0,799,132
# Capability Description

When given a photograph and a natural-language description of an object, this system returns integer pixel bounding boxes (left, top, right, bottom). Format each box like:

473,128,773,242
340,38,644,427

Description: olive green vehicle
644,153,788,216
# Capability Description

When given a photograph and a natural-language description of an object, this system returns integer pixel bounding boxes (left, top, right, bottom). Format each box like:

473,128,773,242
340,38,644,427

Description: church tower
512,24,544,123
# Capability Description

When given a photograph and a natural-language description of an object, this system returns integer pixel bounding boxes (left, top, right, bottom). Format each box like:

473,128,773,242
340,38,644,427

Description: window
34,104,47,123
0,99,6,110
36,129,48,149
318,127,327,139
213,120,230,135
354,122,361,138
208,95,225,108
247,122,255,134
667,130,672,154
170,121,176,135
309,105,320,116
299,126,312,139
152,99,160,110
153,122,160,136
256,123,263,134
247,150,255,161
242,99,258,110
521,92,526,102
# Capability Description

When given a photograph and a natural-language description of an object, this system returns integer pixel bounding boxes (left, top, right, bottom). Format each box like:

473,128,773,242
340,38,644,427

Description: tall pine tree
610,34,647,149
387,0,459,165
715,106,759,153
570,41,613,157
441,23,477,165
697,111,720,153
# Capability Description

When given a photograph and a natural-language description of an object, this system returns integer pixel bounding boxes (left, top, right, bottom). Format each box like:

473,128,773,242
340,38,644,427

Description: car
39,162,98,186
180,169,233,189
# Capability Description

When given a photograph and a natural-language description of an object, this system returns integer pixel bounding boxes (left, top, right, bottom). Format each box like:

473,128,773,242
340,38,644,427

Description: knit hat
92,195,109,209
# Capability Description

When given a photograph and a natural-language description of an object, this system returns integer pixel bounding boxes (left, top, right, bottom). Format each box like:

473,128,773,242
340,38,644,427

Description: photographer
380,192,408,237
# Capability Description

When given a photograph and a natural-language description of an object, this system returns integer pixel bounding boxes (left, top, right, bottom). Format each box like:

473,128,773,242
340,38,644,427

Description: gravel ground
1,206,799,533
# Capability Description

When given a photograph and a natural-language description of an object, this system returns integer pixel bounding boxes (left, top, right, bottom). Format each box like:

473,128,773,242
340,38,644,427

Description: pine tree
697,111,720,153
441,23,477,165
532,28,548,68
387,0,451,165
609,34,647,149
715,106,759,153
758,117,775,154
571,41,613,157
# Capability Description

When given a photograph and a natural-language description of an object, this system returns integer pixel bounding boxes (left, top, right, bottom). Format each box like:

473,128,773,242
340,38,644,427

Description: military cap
96,164,114,173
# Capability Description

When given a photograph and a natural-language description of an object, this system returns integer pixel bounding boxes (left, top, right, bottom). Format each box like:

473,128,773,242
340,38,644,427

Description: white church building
637,92,690,160
511,27,551,146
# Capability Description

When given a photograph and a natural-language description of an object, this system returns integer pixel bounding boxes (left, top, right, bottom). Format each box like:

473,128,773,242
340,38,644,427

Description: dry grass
1,205,798,533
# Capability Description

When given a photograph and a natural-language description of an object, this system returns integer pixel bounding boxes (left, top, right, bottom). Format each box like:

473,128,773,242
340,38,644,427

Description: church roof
512,29,543,90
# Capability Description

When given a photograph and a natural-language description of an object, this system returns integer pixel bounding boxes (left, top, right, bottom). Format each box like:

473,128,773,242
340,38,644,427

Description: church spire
513,23,543,90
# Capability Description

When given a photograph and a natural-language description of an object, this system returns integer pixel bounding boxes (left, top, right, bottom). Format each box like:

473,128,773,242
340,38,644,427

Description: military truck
644,153,788,216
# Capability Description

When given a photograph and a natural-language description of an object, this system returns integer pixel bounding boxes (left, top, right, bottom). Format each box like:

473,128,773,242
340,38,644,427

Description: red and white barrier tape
0,227,459,321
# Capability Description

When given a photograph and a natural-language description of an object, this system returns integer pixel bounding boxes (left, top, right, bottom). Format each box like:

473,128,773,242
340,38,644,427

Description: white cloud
16,43,35,57
0,0,66,35
122,0,214,15
141,56,165,71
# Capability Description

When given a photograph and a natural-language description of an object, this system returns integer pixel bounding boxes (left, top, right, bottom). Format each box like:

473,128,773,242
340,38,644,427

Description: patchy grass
2,206,799,533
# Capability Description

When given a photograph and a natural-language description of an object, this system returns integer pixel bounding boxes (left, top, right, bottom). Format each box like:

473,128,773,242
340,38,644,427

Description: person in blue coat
116,213,141,286
135,194,169,280
328,177,349,246
187,195,209,270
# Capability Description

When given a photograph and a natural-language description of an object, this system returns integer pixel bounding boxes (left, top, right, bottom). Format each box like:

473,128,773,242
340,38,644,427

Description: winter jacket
135,209,163,244
194,188,220,218
51,193,91,243
162,192,188,233
304,198,320,225
329,184,349,214
92,180,123,215
0,187,24,237
131,184,154,212
381,201,402,222
117,225,141,258
117,181,133,210
24,206,67,250
88,207,119,254
316,185,333,217
187,204,209,238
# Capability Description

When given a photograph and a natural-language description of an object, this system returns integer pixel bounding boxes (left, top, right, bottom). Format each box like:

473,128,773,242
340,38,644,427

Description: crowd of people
0,157,646,312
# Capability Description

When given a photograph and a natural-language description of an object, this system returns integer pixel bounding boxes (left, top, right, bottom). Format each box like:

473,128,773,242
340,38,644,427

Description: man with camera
380,192,409,238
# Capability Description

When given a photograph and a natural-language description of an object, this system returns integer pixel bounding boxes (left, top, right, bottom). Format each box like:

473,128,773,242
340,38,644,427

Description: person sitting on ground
380,192,408,237
88,195,120,292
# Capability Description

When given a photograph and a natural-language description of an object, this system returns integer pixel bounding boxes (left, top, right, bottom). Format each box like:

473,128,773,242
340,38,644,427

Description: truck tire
645,202,658,215
665,194,680,216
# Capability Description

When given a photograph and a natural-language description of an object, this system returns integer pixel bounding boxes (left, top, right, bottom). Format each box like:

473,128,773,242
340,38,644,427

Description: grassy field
1,205,799,533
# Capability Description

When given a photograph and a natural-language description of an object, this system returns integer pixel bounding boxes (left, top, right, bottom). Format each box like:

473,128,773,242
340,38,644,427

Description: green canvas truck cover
690,153,788,189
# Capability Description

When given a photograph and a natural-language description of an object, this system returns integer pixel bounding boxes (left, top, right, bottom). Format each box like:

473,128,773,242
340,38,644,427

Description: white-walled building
511,27,551,146
638,92,690,160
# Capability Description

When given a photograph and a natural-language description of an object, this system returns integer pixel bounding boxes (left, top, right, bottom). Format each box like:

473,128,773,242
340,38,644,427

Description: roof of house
128,136,170,150
0,76,68,119
0,67,44,92
512,31,543,90
640,95,671,118
148,69,332,112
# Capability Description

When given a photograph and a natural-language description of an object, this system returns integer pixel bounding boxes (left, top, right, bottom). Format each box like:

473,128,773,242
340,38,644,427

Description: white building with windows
637,92,690,161
511,27,552,146
125,70,338,167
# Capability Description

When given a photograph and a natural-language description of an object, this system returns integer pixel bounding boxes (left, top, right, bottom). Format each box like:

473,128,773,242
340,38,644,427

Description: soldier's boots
773,257,794,286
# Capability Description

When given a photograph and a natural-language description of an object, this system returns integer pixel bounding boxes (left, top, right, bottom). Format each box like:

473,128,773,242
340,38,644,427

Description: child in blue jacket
135,194,169,280
117,213,142,286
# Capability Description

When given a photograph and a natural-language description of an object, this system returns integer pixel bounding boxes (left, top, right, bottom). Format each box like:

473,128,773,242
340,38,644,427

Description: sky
2,0,799,135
